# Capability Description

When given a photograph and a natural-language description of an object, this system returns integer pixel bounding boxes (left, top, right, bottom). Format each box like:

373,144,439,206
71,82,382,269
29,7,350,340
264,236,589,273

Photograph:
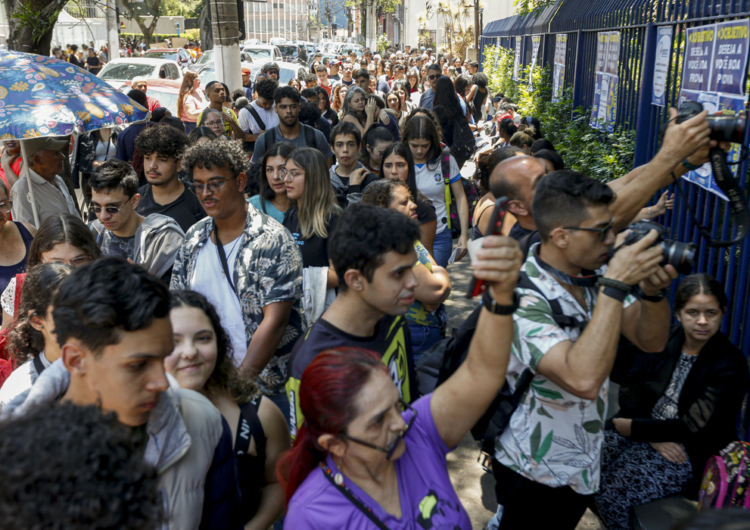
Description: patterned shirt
495,244,635,495
170,207,305,395
652,353,699,420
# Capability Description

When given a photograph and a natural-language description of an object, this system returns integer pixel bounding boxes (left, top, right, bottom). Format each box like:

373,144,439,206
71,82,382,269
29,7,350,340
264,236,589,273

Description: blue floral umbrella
0,49,149,139
0,49,149,226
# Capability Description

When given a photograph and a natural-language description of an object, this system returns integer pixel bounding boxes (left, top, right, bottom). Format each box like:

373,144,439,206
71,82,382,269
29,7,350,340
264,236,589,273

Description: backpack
440,150,479,240
698,441,750,510
266,123,317,153
241,105,266,154
0,273,26,389
415,271,587,454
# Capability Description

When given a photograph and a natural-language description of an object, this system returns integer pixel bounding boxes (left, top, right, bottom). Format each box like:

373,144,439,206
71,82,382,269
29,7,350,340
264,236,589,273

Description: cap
374,54,381,60
131,76,147,85
331,60,342,66
261,62,279,72
23,136,67,159
241,66,252,74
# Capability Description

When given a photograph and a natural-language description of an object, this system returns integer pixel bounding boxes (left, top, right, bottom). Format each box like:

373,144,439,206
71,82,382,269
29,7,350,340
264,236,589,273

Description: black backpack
249,123,318,158
415,271,587,454
450,114,476,163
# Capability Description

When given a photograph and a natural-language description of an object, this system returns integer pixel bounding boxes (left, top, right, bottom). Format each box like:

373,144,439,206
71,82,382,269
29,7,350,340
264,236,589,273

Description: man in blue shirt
419,64,441,110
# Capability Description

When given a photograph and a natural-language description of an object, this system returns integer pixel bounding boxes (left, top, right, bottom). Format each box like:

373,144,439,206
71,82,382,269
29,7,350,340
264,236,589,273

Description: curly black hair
134,122,190,160
0,402,162,529
471,72,488,88
89,159,139,197
181,137,249,182
256,77,279,101
52,257,170,355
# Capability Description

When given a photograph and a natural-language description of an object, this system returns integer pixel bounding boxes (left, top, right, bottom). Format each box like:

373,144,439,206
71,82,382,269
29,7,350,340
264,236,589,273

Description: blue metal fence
481,0,750,434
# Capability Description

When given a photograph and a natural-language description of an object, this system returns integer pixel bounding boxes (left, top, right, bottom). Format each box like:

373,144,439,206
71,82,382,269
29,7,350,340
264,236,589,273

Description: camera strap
534,247,599,288
672,147,750,247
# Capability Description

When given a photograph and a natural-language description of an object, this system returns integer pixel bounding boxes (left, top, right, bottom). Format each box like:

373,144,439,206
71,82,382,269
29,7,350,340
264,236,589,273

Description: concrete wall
122,15,186,36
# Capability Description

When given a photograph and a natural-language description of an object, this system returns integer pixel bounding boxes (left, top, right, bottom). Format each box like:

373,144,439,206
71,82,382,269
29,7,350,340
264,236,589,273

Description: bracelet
682,158,702,172
597,277,633,293
601,285,627,303
482,288,519,315
641,290,667,303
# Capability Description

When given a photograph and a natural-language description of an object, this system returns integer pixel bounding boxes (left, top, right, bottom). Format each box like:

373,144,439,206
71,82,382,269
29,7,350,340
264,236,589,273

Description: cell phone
466,197,510,298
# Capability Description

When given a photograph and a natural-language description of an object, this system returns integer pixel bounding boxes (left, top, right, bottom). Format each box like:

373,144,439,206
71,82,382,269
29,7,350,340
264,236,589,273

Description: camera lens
706,115,746,144
660,241,696,275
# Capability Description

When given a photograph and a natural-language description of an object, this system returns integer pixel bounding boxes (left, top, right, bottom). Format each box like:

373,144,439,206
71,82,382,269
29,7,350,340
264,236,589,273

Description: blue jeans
432,229,453,268
183,120,197,134
409,324,442,365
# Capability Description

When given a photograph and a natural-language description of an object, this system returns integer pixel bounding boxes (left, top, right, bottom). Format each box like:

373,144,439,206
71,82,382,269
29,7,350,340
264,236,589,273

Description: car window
145,51,179,61
169,64,180,79
244,49,271,60
99,62,157,80
199,67,216,86
196,50,212,65
147,89,179,116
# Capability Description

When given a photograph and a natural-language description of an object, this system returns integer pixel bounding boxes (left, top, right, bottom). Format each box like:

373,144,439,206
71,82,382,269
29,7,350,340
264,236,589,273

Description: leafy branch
11,0,62,45
513,0,554,17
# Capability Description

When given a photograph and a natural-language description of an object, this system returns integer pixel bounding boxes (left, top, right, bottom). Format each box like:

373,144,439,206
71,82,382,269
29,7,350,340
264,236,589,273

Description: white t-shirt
238,101,280,135
414,155,461,234
190,238,248,366
0,351,51,408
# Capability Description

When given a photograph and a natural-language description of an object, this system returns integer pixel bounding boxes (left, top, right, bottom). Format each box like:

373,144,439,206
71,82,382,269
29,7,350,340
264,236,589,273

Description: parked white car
241,44,283,63
97,57,183,90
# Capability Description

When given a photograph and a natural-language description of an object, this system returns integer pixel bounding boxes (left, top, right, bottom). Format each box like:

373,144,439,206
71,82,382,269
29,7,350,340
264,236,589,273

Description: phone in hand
466,197,510,298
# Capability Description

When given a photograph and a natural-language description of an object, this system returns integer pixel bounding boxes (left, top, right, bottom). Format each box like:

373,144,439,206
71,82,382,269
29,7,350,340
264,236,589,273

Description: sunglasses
340,399,417,460
563,216,615,242
90,196,134,215
427,74,439,80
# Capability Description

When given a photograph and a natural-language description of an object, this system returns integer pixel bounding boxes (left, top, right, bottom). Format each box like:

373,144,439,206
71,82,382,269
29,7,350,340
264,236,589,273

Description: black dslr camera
618,221,695,275
675,100,746,143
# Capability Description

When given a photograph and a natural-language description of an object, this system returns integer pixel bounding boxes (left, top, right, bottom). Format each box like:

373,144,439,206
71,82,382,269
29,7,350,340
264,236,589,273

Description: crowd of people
0,40,748,530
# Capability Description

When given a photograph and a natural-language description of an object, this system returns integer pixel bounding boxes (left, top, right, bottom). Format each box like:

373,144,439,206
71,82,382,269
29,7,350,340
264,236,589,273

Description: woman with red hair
277,232,523,529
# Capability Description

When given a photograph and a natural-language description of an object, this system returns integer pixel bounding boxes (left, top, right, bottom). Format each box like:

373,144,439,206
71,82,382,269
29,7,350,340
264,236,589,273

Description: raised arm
431,235,523,449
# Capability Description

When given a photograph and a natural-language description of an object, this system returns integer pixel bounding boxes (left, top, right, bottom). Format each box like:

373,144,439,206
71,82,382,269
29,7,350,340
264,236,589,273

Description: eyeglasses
340,400,417,460
90,196,134,215
42,255,93,267
282,169,304,182
267,70,279,76
204,119,223,127
427,74,439,80
0,199,12,214
187,175,237,195
563,216,615,242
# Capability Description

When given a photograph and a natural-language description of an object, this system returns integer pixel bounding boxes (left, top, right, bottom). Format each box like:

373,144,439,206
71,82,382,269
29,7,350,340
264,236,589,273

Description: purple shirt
285,394,471,529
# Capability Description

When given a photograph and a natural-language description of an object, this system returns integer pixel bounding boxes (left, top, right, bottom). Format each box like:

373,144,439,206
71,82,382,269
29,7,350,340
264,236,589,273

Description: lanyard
321,464,390,530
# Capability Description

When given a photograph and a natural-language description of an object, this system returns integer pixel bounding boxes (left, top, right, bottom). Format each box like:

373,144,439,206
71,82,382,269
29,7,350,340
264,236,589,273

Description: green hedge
119,29,200,43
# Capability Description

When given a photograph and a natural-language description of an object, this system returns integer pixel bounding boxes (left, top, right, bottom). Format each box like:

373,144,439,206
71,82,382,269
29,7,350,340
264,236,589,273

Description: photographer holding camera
491,170,680,530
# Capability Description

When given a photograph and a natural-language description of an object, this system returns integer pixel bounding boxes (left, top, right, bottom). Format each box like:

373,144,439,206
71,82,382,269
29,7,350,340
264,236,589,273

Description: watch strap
482,289,519,315
601,285,627,303
682,158,702,172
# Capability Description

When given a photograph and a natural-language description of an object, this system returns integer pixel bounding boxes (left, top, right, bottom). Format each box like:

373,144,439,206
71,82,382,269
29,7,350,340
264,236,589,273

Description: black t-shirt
86,55,101,72
282,207,339,268
137,181,206,233
415,193,437,225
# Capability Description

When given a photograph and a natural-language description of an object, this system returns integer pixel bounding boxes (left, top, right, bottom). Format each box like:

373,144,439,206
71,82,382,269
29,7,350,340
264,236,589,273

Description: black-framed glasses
90,196,134,215
0,199,12,214
563,216,615,242
340,399,417,460
427,74,439,80
187,175,237,195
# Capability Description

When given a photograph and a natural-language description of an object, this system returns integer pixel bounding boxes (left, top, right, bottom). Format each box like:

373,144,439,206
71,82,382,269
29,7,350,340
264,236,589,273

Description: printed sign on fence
552,34,567,102
652,26,673,106
513,39,521,81
590,31,620,131
680,20,750,200
528,35,541,89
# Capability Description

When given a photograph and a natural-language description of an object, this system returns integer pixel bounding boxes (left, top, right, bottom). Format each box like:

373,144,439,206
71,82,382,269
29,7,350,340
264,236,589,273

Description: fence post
572,29,584,111
633,22,658,167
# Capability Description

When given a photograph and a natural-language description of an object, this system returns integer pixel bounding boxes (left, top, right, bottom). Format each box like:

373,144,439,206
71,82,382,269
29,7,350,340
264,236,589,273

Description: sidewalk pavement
443,256,603,530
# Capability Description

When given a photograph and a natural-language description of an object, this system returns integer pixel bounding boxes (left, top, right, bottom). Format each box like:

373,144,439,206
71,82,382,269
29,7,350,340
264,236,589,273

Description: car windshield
199,67,216,86
99,63,156,80
195,50,213,65
244,48,271,60
144,51,178,61
278,45,297,56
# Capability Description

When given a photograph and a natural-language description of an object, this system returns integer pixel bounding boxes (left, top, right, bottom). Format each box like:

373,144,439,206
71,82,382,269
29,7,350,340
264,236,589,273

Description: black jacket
612,325,750,492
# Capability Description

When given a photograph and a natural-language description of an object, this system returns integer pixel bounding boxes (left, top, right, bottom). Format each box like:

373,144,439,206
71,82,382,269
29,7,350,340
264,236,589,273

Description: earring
334,458,344,486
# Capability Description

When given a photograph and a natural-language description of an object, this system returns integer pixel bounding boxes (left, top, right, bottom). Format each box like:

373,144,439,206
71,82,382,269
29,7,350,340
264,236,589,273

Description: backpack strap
516,272,587,332
33,355,46,376
518,230,538,257
302,123,317,148
246,105,266,132
440,149,453,229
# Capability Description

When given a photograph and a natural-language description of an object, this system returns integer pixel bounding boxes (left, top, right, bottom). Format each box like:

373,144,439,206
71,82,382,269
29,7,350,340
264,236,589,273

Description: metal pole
18,140,40,228
633,22,657,167
474,0,479,52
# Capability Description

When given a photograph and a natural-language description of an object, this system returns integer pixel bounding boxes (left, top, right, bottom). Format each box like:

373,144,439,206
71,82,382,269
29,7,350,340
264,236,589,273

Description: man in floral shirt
492,171,678,529
171,140,304,420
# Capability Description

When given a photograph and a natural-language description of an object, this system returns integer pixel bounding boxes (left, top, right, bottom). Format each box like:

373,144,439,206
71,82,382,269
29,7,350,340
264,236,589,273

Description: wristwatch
482,289,520,315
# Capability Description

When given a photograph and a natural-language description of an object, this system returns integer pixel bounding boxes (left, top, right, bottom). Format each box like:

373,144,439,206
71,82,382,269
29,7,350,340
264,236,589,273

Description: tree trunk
5,0,64,55
198,1,213,50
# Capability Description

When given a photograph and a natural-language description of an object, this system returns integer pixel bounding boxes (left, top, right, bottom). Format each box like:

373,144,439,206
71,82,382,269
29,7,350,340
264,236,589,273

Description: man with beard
135,124,206,233
250,86,333,166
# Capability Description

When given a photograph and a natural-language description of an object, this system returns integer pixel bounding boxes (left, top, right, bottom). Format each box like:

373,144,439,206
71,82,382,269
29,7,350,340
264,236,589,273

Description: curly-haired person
170,139,305,423
0,402,163,530
135,123,207,232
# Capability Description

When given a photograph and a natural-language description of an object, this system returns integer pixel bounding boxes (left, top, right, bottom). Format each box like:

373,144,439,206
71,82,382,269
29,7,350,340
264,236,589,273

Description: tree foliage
513,0,554,17
120,0,163,45
482,45,635,181
159,0,202,17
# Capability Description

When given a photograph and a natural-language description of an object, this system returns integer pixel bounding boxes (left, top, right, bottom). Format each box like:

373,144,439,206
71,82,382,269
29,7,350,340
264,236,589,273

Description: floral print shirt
170,207,305,395
494,244,635,495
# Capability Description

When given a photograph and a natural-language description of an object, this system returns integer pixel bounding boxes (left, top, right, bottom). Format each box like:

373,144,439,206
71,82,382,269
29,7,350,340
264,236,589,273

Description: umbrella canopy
0,49,149,140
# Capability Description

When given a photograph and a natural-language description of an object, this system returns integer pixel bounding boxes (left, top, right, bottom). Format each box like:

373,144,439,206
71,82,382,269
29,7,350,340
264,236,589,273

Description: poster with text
680,20,749,200
528,35,541,89
652,26,673,106
513,39,521,81
552,34,567,102
590,31,620,131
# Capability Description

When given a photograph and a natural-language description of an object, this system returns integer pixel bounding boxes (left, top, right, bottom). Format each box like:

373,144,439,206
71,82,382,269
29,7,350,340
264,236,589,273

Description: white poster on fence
679,19,750,200
590,31,620,132
652,26,673,106
528,35,541,89
552,34,567,102
513,39,521,81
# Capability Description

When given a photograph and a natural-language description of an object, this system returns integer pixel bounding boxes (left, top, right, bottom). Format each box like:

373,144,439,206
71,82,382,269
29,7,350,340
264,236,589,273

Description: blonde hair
287,148,340,239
